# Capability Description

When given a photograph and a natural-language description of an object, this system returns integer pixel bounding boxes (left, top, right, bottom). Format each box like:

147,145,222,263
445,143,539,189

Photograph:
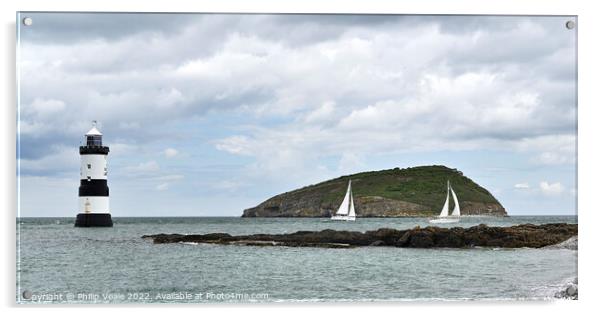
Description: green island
242,165,506,217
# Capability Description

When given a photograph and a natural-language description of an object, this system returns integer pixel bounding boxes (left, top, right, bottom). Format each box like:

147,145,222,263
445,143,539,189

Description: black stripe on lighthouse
79,146,110,155
79,179,109,196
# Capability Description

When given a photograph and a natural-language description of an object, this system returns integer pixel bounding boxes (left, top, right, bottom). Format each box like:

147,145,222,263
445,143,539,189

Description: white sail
336,181,351,215
429,181,461,224
438,182,450,217
348,188,356,217
450,185,460,217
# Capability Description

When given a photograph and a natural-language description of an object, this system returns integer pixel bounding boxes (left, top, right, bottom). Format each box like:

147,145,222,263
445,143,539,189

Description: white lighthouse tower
74,121,113,227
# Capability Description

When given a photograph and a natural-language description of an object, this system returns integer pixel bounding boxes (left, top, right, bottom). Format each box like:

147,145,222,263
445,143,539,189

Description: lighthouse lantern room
74,121,113,227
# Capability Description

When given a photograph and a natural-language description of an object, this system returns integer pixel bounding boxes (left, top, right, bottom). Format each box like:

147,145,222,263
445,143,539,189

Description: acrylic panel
16,12,577,303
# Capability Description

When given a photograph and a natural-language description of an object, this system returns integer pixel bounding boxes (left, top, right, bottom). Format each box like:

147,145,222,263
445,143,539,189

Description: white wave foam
530,276,577,299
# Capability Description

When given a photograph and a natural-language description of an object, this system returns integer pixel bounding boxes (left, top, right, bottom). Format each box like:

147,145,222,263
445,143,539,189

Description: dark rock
367,228,404,245
436,227,465,247
143,223,577,249
396,231,412,247
142,233,233,244
408,231,435,248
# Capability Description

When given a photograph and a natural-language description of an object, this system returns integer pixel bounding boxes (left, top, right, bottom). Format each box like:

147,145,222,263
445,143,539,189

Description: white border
2,0,600,315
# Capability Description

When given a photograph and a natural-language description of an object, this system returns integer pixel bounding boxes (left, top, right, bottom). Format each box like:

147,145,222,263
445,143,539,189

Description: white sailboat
429,180,461,224
331,180,356,221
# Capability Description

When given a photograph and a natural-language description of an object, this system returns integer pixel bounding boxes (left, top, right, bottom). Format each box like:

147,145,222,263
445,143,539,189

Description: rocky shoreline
142,223,577,249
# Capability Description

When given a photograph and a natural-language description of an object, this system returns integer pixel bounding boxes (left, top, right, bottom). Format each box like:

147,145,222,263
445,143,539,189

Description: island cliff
242,165,506,217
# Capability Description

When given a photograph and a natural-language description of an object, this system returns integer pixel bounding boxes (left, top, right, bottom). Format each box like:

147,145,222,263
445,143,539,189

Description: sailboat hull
428,217,460,224
330,215,356,221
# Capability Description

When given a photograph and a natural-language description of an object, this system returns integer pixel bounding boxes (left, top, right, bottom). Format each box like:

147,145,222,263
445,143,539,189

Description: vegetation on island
243,165,506,217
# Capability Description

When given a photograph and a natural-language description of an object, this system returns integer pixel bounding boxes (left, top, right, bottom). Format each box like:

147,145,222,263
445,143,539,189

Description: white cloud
109,143,140,158
539,181,565,196
27,98,66,116
213,180,244,191
19,16,575,149
215,136,253,155
18,146,78,177
118,121,140,130
121,162,183,190
213,67,572,178
156,88,185,108
533,151,574,165
124,161,160,173
155,183,169,191
514,183,530,189
18,175,75,217
153,174,183,191
304,101,336,124
338,152,365,174
517,135,576,166
164,148,179,158
154,174,184,181
19,98,68,137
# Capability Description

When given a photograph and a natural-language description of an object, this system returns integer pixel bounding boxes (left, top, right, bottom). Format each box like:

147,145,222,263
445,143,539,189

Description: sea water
16,216,577,303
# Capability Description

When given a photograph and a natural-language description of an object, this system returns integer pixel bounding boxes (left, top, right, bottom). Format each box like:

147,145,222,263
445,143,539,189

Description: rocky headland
242,165,506,218
142,223,576,249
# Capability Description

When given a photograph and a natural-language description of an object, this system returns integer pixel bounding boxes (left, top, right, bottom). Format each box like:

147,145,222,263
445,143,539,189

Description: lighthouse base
74,213,113,227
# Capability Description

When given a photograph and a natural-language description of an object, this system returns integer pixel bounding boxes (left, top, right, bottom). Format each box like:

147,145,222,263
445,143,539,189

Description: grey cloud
19,12,198,43
18,14,576,178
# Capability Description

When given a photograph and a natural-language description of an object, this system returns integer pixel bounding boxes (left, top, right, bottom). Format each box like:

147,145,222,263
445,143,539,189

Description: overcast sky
17,13,577,217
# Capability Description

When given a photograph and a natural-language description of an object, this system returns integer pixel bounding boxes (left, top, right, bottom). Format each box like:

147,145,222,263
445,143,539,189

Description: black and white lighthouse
74,121,113,227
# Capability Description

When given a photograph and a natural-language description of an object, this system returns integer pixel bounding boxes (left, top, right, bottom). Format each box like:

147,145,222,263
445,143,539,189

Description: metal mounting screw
566,20,575,30
22,290,32,299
